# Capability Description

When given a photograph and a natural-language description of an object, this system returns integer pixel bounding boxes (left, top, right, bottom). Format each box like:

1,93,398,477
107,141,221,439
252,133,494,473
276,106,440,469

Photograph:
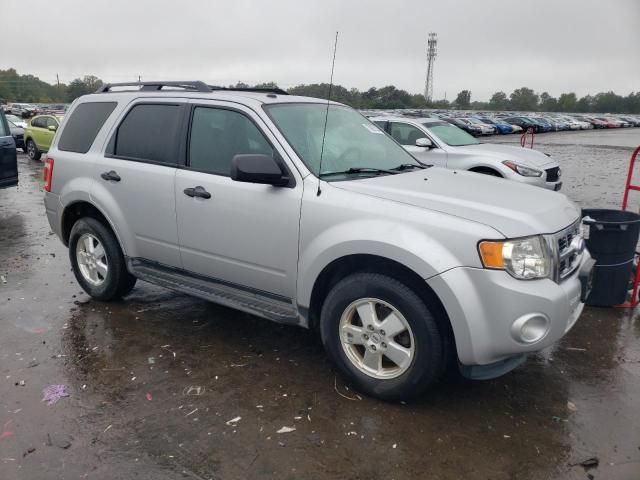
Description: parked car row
362,109,640,137
1,103,68,118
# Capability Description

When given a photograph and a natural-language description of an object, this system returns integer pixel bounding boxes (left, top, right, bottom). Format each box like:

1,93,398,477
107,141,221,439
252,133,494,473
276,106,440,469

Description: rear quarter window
58,102,117,153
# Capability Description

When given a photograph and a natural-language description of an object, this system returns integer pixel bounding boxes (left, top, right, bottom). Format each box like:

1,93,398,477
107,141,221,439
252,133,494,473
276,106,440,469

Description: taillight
43,157,54,192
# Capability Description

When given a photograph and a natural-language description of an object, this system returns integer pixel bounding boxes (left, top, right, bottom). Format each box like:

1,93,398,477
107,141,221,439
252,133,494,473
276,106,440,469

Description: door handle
101,170,121,182
183,186,211,199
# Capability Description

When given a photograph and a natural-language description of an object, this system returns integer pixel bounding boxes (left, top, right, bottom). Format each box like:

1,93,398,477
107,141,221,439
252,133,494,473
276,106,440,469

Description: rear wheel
26,139,41,161
320,273,448,401
69,217,136,301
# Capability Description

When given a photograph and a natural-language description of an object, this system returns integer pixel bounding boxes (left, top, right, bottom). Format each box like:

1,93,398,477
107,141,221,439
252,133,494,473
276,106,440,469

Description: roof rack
208,85,289,95
97,81,211,93
96,81,288,95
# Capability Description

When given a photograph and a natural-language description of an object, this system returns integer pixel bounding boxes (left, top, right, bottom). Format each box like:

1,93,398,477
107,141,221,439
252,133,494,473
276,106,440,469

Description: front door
0,112,18,188
387,121,447,167
175,101,302,298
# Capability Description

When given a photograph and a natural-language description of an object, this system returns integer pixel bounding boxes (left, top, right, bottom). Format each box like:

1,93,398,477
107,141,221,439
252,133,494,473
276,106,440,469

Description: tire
26,139,41,161
320,273,448,401
69,217,136,301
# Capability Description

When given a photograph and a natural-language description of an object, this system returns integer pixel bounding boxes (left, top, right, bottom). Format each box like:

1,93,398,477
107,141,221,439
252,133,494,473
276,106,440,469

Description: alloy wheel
339,298,415,379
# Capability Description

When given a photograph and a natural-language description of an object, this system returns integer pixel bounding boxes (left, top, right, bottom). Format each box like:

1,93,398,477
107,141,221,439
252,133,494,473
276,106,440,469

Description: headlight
502,160,542,177
478,236,553,279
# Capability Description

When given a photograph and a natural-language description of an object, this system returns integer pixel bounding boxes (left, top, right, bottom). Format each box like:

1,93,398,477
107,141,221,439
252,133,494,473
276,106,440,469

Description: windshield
422,121,479,146
264,104,419,178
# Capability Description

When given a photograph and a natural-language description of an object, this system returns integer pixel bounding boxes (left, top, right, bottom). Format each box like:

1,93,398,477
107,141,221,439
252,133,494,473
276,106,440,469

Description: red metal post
617,145,640,308
621,145,640,211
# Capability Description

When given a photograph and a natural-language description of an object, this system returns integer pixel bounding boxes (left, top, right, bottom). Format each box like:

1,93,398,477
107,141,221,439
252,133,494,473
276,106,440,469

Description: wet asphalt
1,128,639,479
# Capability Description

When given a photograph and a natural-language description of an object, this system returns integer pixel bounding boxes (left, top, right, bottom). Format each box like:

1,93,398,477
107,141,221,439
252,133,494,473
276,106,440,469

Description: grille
545,167,560,182
555,221,582,281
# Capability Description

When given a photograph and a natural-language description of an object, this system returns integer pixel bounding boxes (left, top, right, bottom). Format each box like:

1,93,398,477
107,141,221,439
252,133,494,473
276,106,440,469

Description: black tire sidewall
320,273,444,401
27,140,40,160
69,218,128,301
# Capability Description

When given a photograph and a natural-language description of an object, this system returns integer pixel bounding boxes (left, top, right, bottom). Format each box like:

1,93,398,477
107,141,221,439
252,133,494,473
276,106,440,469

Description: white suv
43,81,593,400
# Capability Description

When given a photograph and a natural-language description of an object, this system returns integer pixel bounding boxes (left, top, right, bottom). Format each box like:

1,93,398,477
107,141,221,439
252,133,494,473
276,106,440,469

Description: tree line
1,68,639,113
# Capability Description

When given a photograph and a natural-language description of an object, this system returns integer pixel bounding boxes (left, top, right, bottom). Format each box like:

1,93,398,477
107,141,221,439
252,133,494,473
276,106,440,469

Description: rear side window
113,104,181,164
58,102,117,153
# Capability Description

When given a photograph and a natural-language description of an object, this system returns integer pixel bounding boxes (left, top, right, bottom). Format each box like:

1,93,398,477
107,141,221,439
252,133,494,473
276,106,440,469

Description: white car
371,116,562,190
5,114,27,129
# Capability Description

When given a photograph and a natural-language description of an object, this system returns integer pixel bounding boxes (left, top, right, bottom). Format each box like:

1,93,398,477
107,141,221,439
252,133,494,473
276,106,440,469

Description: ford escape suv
44,81,594,401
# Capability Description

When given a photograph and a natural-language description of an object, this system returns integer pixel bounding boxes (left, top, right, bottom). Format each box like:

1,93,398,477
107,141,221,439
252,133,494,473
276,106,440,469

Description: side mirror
415,137,433,148
48,125,57,132
231,154,290,186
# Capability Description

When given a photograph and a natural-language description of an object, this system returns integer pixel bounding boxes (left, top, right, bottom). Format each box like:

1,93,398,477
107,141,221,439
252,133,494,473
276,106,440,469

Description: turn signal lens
478,241,505,269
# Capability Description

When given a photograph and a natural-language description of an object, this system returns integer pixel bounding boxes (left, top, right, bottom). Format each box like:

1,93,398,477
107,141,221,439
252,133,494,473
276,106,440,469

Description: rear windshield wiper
319,167,399,178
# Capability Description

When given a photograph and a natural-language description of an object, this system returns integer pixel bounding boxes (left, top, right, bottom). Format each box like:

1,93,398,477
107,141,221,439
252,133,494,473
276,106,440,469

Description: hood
334,168,580,238
456,143,554,168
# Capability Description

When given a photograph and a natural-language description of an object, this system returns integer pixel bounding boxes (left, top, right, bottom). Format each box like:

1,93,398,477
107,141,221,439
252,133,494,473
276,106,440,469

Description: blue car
478,117,513,134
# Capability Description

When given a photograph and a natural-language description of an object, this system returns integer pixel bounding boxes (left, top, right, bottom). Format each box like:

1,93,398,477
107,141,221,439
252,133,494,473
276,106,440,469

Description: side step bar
127,258,300,326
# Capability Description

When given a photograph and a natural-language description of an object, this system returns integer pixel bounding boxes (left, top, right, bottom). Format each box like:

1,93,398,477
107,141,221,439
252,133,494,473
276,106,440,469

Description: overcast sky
2,0,639,100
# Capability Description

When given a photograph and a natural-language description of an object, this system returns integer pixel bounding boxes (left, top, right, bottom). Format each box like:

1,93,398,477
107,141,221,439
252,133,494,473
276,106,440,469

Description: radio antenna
317,31,339,196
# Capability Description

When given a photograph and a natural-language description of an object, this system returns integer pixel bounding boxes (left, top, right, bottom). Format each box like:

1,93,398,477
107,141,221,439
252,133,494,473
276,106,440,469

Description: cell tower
424,32,438,102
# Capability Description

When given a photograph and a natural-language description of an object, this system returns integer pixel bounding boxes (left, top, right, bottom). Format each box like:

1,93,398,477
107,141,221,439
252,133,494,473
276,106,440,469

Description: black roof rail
96,81,212,93
208,85,289,95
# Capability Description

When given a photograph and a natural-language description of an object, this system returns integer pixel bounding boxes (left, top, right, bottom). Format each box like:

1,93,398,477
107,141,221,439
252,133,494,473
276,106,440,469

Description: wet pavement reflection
1,129,639,479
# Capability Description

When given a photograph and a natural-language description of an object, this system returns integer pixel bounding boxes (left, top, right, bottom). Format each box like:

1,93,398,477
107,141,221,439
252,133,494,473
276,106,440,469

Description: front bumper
427,251,593,367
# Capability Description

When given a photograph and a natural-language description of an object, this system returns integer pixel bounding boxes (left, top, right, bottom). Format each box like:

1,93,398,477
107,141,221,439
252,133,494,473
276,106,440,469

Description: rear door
0,111,18,188
387,121,447,167
93,100,185,267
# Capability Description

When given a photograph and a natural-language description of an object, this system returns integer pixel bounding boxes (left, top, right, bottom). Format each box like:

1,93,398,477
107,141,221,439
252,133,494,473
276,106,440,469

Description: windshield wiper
390,163,429,171
319,167,399,178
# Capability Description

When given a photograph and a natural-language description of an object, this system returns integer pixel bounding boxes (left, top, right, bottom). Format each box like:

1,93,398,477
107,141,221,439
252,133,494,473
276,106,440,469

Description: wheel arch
305,254,454,346
61,201,125,255
468,165,503,177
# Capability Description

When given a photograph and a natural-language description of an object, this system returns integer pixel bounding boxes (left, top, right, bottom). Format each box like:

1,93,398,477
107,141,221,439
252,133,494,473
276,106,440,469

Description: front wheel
69,217,137,301
320,273,448,401
26,139,41,161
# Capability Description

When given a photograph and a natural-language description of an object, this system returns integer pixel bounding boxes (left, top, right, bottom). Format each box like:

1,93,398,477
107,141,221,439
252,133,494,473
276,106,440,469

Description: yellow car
24,114,63,161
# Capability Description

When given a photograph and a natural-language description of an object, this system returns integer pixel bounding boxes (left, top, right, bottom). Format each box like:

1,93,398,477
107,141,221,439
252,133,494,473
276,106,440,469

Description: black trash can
582,209,640,306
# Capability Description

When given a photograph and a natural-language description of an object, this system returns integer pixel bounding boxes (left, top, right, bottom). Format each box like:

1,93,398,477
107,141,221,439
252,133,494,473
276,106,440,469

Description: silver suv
370,116,562,190
43,81,594,401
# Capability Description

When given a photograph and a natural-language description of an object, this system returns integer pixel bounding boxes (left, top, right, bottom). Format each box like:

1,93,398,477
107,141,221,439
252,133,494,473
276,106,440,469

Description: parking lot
1,128,639,479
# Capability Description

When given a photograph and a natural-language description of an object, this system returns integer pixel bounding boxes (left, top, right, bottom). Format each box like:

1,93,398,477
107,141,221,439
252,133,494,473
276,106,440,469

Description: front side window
423,121,479,147
45,117,59,128
265,104,418,178
189,107,273,176
114,104,181,164
32,117,46,128
389,122,425,146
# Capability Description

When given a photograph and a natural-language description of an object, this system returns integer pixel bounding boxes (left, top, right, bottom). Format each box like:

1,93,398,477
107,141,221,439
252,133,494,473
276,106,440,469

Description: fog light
511,313,550,344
